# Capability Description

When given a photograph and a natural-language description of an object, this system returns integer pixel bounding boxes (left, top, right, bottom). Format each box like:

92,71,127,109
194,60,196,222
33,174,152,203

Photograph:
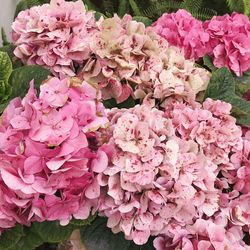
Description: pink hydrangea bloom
12,0,97,76
229,129,250,194
204,13,250,76
0,77,108,232
154,218,248,250
166,98,243,168
153,10,210,60
96,103,225,245
80,14,210,103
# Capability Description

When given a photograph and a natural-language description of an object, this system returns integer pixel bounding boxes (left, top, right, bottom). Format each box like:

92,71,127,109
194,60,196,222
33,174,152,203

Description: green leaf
69,215,96,227
133,16,153,26
0,44,22,69
1,28,10,46
204,67,235,99
0,51,12,83
9,65,50,98
204,67,250,125
13,226,44,250
0,224,24,250
118,0,130,17
31,221,74,243
8,216,95,250
83,0,100,12
235,74,250,96
203,55,217,72
181,0,203,11
81,217,154,250
103,96,135,109
0,102,9,113
129,0,142,16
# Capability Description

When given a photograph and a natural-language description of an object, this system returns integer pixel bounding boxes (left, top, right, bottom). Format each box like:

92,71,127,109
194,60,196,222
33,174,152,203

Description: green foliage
133,16,153,26
1,28,10,46
0,52,13,106
103,96,136,109
142,0,217,20
0,44,22,69
118,0,130,17
204,67,250,125
9,65,50,98
235,73,250,96
203,55,217,72
129,0,142,16
226,0,250,16
0,225,24,250
0,217,95,250
81,217,154,250
0,52,12,83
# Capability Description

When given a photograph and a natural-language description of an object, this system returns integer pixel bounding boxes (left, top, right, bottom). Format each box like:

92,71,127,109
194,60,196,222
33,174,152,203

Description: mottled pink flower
154,218,248,250
0,77,108,232
80,14,210,103
12,0,97,76
97,103,224,245
153,10,210,60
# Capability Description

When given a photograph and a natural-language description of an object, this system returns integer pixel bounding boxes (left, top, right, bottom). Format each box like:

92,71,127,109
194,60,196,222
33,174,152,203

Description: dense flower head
153,9,210,60
0,77,108,232
80,14,210,103
204,13,250,76
12,0,97,76
153,218,248,250
95,102,231,245
165,98,243,168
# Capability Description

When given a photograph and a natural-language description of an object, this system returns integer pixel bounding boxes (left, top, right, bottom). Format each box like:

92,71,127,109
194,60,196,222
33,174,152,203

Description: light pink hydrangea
96,103,224,245
166,98,243,168
154,218,248,250
230,129,250,194
12,0,97,76
0,77,108,232
80,14,210,103
204,13,250,76
153,10,210,60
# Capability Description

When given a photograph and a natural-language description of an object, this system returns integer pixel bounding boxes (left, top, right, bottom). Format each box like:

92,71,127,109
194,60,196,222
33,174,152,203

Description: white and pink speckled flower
12,0,97,76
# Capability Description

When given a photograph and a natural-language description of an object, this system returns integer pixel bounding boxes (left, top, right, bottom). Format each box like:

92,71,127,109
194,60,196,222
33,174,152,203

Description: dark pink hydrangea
0,77,108,232
12,0,97,76
95,103,230,245
153,10,210,60
204,13,250,76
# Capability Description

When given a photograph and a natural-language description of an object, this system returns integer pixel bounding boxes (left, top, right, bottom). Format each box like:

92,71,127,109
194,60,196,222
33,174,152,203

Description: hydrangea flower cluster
5,0,250,248
95,99,243,245
83,14,210,103
154,10,250,76
12,0,96,76
153,10,210,60
0,77,108,233
204,13,250,76
153,217,248,250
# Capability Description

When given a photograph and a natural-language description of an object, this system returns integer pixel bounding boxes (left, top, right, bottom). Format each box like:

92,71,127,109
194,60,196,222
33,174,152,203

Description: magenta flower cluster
154,10,250,76
0,77,108,232
153,10,210,60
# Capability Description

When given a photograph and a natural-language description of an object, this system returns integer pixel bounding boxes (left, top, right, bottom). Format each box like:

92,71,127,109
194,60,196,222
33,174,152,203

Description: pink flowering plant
0,0,250,249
